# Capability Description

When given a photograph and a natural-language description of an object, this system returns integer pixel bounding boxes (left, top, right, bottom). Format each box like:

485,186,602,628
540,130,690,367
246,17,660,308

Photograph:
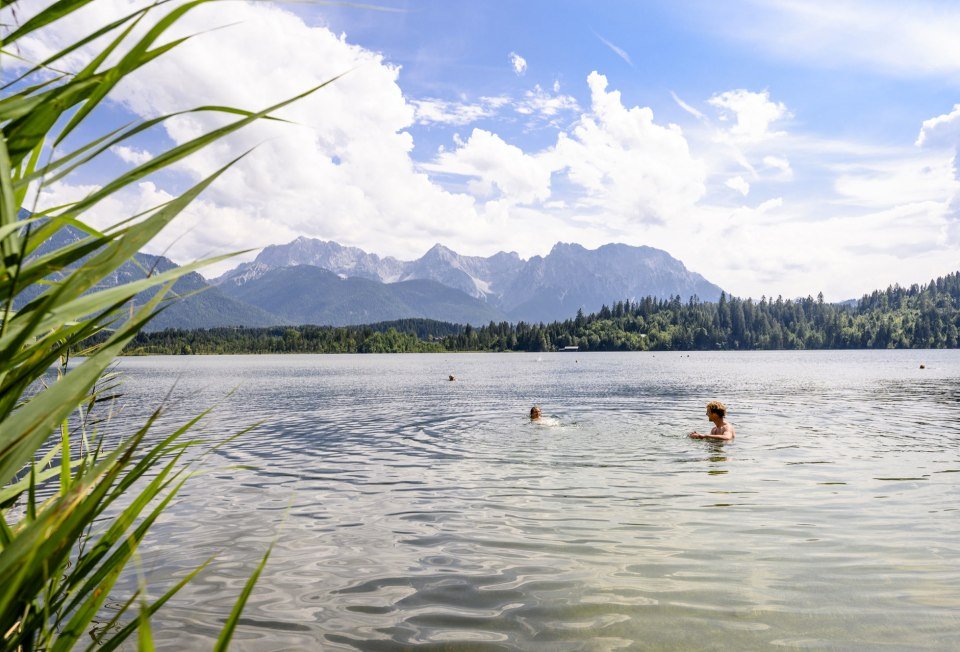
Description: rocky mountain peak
422,243,458,262
548,242,586,256
212,237,724,324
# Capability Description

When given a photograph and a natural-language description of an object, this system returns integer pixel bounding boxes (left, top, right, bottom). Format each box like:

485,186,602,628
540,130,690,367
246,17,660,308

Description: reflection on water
100,351,960,650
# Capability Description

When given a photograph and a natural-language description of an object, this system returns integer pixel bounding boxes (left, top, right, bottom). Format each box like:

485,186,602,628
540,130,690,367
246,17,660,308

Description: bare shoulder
724,423,736,438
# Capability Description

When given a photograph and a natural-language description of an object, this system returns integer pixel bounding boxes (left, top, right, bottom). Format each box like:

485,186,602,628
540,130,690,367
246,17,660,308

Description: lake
100,350,960,650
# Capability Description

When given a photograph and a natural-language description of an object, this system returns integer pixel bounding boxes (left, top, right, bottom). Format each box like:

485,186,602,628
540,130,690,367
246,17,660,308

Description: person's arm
688,431,704,439
701,425,734,441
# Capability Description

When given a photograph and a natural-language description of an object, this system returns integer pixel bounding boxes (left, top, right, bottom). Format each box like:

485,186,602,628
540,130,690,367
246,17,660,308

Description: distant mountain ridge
16,220,282,331
219,265,507,326
214,238,723,323
18,215,724,328
16,221,508,329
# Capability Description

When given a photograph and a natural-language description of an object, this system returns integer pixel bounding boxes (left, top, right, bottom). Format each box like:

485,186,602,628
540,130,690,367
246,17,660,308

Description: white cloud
429,128,552,205
726,176,750,195
700,0,960,80
594,32,633,66
832,155,957,208
671,91,706,121
412,90,577,128
111,145,153,165
411,97,504,126
552,72,706,225
19,0,490,274
755,197,782,213
708,89,789,143
16,0,960,301
515,85,580,121
509,51,527,76
916,104,960,147
762,155,793,179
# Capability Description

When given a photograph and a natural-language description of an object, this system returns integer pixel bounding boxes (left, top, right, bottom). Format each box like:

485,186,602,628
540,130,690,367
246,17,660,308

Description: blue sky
16,0,960,300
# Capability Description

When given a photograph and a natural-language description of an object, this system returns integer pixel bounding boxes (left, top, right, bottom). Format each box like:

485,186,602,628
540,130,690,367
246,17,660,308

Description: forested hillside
125,272,960,354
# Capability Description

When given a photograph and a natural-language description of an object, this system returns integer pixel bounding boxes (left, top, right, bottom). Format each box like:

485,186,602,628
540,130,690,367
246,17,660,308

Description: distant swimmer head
706,400,727,419
530,406,542,420
449,374,456,381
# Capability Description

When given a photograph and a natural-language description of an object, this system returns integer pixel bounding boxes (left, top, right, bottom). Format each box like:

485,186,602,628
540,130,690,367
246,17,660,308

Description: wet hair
530,406,542,419
706,400,727,418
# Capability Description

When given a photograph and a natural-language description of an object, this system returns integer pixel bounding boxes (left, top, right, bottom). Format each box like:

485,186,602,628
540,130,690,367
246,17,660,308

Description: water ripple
95,351,960,650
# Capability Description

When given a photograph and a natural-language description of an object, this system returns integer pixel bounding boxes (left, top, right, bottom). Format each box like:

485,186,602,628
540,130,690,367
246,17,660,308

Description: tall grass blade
213,542,274,652
92,560,211,652
3,0,99,45
1,0,341,643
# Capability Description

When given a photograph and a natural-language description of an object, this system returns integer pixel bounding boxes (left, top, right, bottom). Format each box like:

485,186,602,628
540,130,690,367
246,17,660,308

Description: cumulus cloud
912,106,960,250
111,145,154,165
509,51,527,76
426,71,709,241
552,72,706,225
916,104,960,147
726,176,750,195
708,89,789,143
21,0,488,273
16,0,960,301
429,129,552,205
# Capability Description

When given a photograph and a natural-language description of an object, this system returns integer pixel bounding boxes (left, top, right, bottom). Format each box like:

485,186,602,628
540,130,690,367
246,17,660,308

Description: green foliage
462,276,960,352
125,319,454,354
127,273,960,354
1,0,331,647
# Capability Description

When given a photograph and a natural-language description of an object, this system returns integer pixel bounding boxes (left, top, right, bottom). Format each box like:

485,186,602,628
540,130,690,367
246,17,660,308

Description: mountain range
20,219,724,328
214,238,723,324
15,220,281,331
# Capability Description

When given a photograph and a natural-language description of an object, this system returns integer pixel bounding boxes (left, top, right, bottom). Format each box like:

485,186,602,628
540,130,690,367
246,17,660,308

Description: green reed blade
3,0,99,45
92,558,211,652
212,542,274,652
52,476,190,650
59,72,345,221
0,3,163,91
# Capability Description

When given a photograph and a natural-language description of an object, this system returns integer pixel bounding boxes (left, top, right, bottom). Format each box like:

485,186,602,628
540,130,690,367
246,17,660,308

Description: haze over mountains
23,218,725,329
17,220,281,331
214,238,723,324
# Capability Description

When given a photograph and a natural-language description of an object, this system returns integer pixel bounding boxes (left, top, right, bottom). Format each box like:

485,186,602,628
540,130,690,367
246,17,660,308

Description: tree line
124,271,960,354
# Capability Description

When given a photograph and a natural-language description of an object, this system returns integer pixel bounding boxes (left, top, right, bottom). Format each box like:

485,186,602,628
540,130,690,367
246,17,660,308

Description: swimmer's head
706,400,727,419
530,406,542,420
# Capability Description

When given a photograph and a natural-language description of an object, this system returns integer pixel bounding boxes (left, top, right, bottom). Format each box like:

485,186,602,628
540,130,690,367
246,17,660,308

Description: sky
10,0,960,300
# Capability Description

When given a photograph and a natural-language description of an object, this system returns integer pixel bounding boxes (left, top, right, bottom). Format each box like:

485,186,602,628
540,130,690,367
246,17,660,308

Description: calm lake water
100,351,960,650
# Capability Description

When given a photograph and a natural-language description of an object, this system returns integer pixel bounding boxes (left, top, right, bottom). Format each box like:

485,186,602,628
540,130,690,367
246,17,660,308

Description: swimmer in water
530,406,542,420
689,400,735,441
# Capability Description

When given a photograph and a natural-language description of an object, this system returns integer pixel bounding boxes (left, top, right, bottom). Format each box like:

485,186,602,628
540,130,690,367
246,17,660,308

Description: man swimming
530,406,542,420
689,400,735,440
